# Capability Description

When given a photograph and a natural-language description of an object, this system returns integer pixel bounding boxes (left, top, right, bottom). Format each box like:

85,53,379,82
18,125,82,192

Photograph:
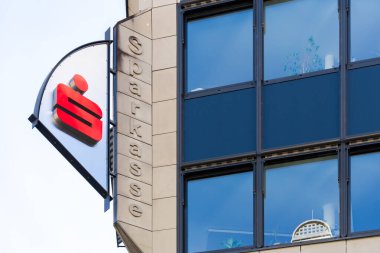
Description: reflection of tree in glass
222,238,242,249
284,36,323,75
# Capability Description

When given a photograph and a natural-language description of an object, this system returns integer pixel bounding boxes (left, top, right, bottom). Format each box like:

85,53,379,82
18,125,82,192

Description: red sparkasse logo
53,74,103,145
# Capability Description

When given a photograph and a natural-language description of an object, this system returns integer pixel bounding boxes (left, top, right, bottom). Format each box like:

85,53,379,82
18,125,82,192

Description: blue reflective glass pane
187,171,254,253
263,73,340,149
351,152,380,232
264,156,339,246
186,9,254,92
184,88,256,162
264,0,339,80
348,65,380,136
350,0,380,61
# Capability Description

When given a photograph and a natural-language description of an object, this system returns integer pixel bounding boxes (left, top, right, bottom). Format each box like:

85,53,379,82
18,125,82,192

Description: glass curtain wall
181,0,380,252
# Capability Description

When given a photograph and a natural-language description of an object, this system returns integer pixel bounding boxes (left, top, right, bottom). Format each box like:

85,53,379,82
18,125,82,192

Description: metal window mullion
254,0,264,247
254,157,264,248
346,0,351,63
339,0,349,238
339,144,349,237
180,171,186,253
178,6,186,253
339,0,348,140
255,0,264,155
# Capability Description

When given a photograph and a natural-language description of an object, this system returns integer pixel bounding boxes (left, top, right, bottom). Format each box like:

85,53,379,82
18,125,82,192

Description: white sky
0,1,129,252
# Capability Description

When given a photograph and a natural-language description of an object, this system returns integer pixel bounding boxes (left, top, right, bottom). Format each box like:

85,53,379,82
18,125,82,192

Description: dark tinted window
263,73,340,149
184,88,256,162
348,65,380,136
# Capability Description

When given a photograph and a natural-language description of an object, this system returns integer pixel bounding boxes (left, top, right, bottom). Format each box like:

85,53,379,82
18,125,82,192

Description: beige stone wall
251,237,380,253
115,8,154,253
115,1,177,252
151,1,177,253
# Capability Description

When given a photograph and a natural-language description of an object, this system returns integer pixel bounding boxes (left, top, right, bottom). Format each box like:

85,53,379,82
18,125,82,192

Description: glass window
350,0,380,62
264,0,339,80
186,9,253,92
350,151,380,232
187,171,254,252
264,156,339,246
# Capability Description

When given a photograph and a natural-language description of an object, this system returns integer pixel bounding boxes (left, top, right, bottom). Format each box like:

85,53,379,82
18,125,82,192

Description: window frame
181,0,255,99
183,162,256,253
263,0,340,81
348,143,380,236
263,151,340,247
348,0,380,66
346,63,380,138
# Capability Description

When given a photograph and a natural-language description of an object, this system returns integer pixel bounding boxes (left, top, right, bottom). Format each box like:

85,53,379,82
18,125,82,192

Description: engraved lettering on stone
131,101,141,115
128,35,143,55
129,80,141,97
129,183,142,197
130,60,143,76
130,162,142,177
129,204,143,217
129,144,141,158
130,118,142,137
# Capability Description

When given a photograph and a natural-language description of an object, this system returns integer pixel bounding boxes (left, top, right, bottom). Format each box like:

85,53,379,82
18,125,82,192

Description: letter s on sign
129,183,142,197
128,36,143,55
130,162,142,177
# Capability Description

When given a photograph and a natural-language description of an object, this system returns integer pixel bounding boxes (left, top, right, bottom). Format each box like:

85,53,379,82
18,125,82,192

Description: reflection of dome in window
291,219,332,243
191,88,204,92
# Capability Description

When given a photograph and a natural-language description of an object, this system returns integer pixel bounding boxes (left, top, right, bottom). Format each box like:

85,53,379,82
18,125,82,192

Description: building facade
113,0,380,252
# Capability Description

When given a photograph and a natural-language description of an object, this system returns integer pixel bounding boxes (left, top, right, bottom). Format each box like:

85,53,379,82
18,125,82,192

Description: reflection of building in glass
291,220,332,243
264,156,340,246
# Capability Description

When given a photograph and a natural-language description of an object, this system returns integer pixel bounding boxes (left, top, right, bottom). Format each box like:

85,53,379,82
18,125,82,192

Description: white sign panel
29,41,111,199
